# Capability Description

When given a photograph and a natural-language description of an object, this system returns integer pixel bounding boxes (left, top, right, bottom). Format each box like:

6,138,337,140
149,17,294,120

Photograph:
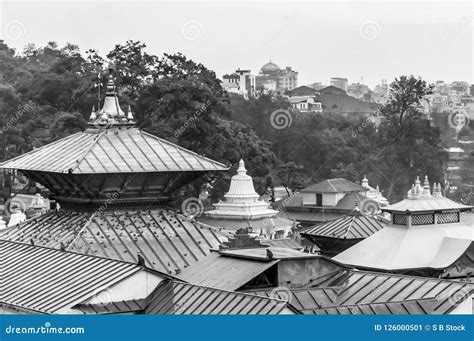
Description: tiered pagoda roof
0,68,230,274
0,72,228,209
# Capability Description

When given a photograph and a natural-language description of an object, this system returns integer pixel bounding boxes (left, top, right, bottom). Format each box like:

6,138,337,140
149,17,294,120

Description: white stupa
199,159,294,239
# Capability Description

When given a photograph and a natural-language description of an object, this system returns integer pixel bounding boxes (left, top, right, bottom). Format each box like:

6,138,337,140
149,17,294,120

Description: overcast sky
0,1,472,87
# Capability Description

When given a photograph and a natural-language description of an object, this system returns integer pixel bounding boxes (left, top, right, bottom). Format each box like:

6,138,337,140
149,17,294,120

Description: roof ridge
70,130,106,172
347,268,474,284
308,297,438,310
140,130,229,169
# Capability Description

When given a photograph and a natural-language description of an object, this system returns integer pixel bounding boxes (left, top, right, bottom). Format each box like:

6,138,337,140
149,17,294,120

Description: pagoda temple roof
0,128,228,174
0,72,228,175
382,176,472,213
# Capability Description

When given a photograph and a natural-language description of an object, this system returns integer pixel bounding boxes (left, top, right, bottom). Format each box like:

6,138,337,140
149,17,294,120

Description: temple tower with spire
0,67,228,210
0,67,229,275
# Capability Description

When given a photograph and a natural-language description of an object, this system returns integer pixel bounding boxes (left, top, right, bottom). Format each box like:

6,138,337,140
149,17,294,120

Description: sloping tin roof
311,269,473,314
302,215,386,240
0,240,144,314
176,252,279,291
1,209,226,275
218,247,321,261
382,196,472,213
74,299,147,314
301,178,367,193
311,298,439,315
262,238,304,250
333,220,474,271
0,128,228,174
246,287,339,311
145,280,288,314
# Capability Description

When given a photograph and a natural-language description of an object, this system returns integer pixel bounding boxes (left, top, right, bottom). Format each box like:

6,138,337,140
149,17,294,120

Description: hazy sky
0,0,472,87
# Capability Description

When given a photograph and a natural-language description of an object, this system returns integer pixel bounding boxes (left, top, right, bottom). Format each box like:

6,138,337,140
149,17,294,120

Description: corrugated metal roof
197,216,293,232
311,269,473,314
277,210,343,223
0,240,143,314
176,252,279,291
311,298,439,315
218,247,321,261
246,287,339,311
74,299,147,314
301,179,367,193
75,280,289,315
333,221,474,271
0,210,90,248
382,196,472,213
2,209,226,275
145,280,288,314
0,128,228,174
244,270,473,314
261,238,304,250
302,215,386,240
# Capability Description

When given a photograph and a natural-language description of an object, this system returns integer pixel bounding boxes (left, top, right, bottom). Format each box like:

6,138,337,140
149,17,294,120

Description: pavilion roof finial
87,63,135,129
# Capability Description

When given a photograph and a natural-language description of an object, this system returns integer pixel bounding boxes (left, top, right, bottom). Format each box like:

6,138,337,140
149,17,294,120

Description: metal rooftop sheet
261,238,304,250
301,179,367,193
144,280,288,314
218,247,321,261
0,240,144,314
302,215,386,240
333,220,474,271
176,252,279,291
1,209,226,275
74,279,290,315
0,128,228,174
311,269,473,314
382,196,472,213
311,298,439,315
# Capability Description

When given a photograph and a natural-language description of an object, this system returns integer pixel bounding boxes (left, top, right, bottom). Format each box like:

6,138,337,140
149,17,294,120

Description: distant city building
222,68,255,98
451,81,470,95
255,60,298,94
347,83,371,100
372,79,389,104
308,82,326,90
330,77,348,91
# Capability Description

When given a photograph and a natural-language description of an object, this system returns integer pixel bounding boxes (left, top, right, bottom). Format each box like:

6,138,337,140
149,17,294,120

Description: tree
276,161,307,195
380,75,433,131
376,76,445,200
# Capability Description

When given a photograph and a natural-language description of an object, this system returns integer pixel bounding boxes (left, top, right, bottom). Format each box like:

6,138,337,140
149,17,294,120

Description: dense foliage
0,39,448,203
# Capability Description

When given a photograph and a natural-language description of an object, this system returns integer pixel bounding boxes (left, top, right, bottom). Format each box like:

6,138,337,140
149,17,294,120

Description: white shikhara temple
198,159,294,239
361,175,389,207
335,176,474,278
